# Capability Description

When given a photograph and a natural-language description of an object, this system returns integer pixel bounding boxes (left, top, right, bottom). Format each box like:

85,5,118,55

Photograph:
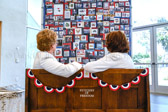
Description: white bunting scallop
44,86,54,93
98,79,108,87
140,68,149,77
131,76,141,84
121,83,131,90
66,79,75,88
34,78,43,88
27,69,35,78
109,85,120,91
75,72,84,80
55,87,66,93
90,73,98,80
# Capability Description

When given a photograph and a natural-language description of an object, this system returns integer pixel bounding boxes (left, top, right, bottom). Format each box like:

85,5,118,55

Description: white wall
0,0,27,88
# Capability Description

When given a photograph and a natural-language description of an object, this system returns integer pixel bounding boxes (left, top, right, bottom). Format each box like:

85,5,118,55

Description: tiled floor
151,93,168,112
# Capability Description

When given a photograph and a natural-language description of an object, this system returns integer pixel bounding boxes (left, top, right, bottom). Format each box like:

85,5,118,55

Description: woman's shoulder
36,51,54,59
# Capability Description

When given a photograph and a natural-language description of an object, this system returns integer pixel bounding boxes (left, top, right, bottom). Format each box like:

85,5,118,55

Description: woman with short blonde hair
33,29,82,77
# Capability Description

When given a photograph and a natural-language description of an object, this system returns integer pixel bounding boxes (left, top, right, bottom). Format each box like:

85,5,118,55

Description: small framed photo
125,7,130,11
97,9,103,15
114,25,120,30
125,25,129,30
125,2,130,6
79,43,88,50
77,22,84,27
89,36,94,42
57,39,63,46
81,35,88,42
73,42,80,50
46,8,53,15
64,11,71,19
72,9,78,15
94,37,102,43
85,50,94,58
91,3,97,8
58,31,64,39
77,57,82,62
69,3,75,9
109,21,114,26
67,29,74,35
103,21,109,26
115,12,122,17
72,22,77,27
97,51,105,57
75,28,82,35
95,42,103,50
64,21,71,28
54,4,64,15
83,28,90,35
103,16,110,21
59,57,69,64
63,43,71,50
74,35,81,42
121,18,129,25
64,35,72,43
103,10,109,15
120,25,125,30
90,16,96,21
120,7,125,12
55,48,62,56
88,43,95,49
97,2,103,8
65,4,69,9
103,2,109,9
88,9,96,15
75,3,83,8
78,9,87,15
70,50,76,57
71,16,75,20
76,50,85,57
76,16,82,20
84,70,90,78
97,22,103,28
82,58,89,64
91,29,98,35
104,27,109,33
119,2,125,7
124,30,130,37
91,22,97,28
69,57,76,63
84,22,90,27
83,16,90,20
114,18,120,24
64,50,70,57
110,26,115,32
97,15,103,20
55,16,64,21
83,3,90,8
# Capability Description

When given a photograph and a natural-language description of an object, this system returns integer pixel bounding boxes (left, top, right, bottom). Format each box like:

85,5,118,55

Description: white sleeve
83,56,110,73
40,57,82,78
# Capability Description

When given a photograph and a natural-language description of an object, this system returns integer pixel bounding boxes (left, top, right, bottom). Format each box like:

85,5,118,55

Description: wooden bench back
25,69,150,112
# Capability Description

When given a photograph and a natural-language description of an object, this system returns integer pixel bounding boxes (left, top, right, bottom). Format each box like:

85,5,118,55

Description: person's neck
47,50,54,55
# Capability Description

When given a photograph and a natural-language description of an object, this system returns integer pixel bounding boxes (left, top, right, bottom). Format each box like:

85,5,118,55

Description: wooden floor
151,93,168,112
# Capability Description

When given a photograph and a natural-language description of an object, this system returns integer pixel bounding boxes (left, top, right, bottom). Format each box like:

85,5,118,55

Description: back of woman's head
106,31,129,53
37,29,57,51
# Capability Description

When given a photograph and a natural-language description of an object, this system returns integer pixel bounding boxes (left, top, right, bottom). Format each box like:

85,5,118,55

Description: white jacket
33,51,82,78
83,52,134,73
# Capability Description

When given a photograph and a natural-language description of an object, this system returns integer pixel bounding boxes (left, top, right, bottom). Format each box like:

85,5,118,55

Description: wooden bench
25,69,150,112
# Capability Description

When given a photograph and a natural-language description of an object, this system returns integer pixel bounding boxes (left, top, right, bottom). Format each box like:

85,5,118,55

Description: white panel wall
0,0,27,88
